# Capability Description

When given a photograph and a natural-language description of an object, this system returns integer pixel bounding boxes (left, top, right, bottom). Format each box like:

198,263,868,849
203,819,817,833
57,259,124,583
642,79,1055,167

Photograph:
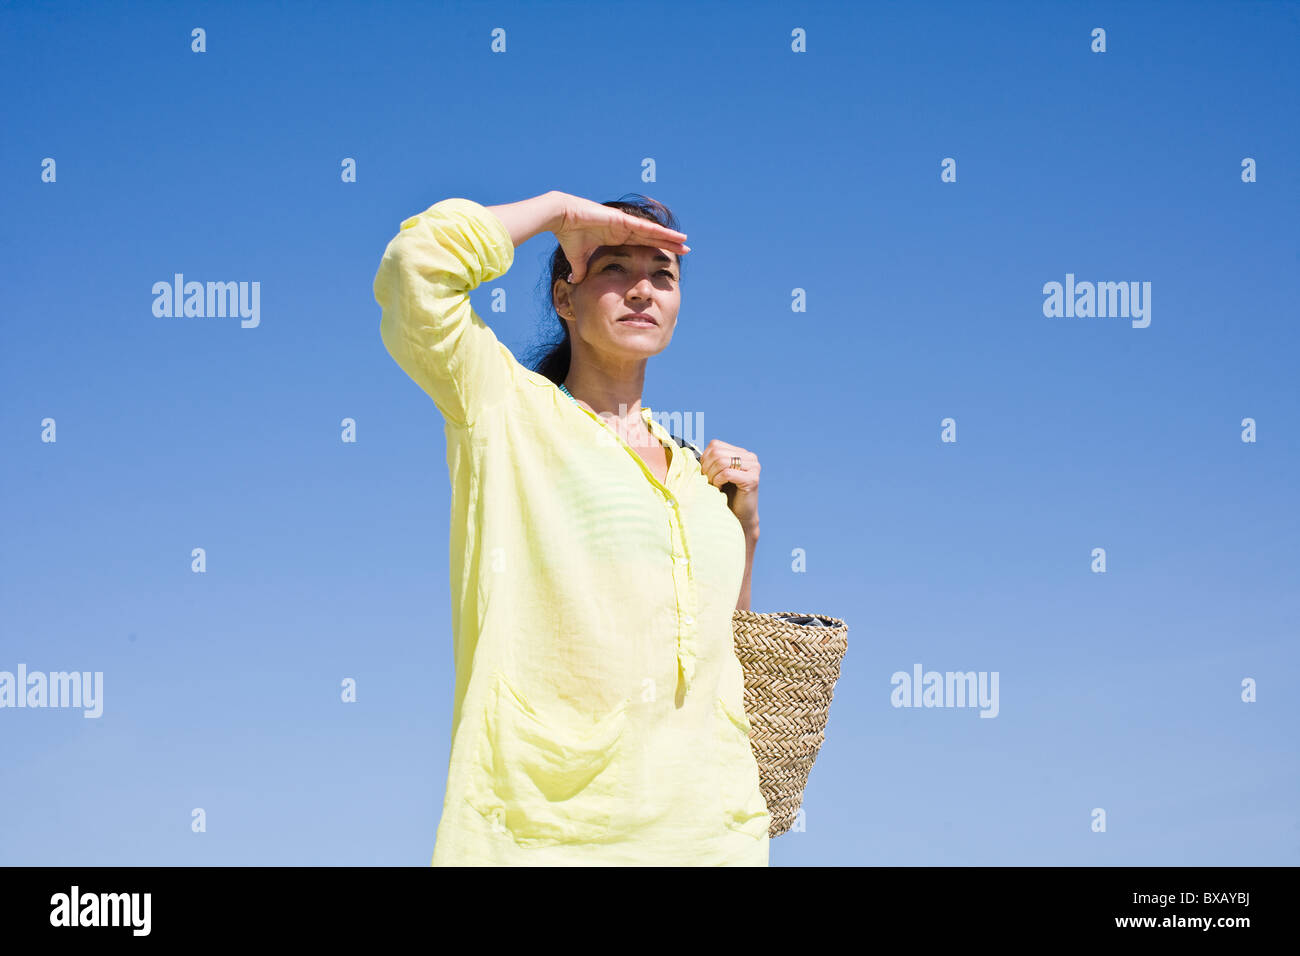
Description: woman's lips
618,315,657,327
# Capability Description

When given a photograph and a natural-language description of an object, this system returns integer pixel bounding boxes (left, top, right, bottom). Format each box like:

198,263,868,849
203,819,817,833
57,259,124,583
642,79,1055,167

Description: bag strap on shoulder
669,433,702,461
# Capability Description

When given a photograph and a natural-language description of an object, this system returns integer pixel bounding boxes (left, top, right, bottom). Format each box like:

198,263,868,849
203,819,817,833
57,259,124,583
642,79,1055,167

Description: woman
374,189,770,865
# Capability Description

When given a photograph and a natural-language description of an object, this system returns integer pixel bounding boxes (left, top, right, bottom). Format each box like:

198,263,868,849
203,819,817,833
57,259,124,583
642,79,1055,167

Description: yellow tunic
374,197,771,865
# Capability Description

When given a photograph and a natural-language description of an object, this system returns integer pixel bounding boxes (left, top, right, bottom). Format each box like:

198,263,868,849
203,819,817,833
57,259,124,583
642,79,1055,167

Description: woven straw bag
730,610,849,838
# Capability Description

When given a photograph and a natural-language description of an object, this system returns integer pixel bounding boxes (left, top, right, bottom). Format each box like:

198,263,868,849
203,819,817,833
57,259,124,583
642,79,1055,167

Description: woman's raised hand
550,192,690,284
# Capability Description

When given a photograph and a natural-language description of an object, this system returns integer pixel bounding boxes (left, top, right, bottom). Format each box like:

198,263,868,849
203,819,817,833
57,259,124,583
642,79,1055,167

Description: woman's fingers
560,202,690,283
567,245,594,283
628,218,689,251
701,441,759,485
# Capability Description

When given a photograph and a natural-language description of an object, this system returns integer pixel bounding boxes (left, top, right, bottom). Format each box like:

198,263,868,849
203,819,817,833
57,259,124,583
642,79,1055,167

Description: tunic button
683,615,694,625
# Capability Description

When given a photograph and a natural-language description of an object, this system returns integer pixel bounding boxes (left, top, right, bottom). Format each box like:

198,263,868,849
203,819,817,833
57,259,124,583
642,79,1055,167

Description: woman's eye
601,263,675,279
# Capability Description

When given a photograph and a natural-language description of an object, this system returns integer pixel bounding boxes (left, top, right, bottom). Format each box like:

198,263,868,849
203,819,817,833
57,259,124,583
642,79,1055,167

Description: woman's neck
562,366,652,444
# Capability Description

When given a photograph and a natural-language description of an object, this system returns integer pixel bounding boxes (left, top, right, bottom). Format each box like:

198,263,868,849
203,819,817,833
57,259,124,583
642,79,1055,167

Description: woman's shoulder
515,363,560,393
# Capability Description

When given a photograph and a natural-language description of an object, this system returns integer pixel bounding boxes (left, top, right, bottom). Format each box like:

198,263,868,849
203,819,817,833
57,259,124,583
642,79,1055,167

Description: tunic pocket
466,670,630,848
714,695,772,840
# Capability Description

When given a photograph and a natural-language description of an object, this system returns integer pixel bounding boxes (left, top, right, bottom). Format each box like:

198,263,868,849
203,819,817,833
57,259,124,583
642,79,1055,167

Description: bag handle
670,433,702,461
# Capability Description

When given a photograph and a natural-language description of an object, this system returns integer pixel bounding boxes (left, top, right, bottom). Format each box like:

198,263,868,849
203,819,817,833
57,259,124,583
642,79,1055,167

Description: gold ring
731,456,742,470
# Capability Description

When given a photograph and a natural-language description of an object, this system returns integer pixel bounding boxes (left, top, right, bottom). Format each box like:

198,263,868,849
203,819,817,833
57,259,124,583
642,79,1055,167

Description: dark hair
525,193,683,385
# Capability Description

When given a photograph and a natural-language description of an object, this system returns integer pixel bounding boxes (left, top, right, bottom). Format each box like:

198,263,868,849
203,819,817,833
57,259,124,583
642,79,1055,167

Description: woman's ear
553,279,572,319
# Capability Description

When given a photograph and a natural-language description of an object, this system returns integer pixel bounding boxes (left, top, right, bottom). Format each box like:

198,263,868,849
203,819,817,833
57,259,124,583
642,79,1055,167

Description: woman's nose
628,275,656,297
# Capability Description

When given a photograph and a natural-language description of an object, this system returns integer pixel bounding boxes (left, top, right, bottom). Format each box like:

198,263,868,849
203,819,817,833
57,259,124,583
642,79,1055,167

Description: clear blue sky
2,0,1296,866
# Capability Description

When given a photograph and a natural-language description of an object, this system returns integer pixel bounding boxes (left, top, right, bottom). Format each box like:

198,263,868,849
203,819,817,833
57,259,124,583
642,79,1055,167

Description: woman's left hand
701,439,760,537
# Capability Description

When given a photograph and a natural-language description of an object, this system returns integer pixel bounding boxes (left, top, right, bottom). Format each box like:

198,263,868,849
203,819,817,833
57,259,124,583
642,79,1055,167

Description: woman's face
554,244,681,363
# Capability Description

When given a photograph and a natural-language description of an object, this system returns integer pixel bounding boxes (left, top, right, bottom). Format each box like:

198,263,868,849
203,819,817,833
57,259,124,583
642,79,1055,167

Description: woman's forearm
485,191,566,248
735,530,759,612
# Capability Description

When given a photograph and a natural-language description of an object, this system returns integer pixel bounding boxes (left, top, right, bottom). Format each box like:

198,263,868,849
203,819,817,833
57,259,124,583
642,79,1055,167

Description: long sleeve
374,197,517,428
